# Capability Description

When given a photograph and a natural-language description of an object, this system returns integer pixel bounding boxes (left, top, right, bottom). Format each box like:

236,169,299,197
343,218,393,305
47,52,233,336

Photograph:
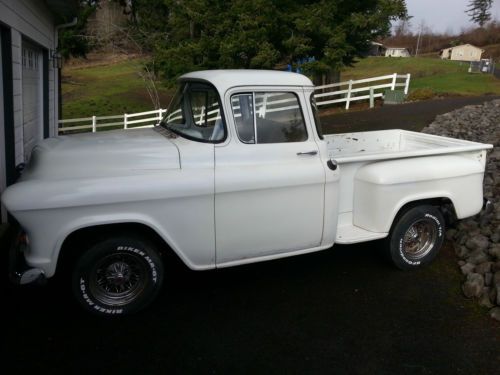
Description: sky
405,0,500,33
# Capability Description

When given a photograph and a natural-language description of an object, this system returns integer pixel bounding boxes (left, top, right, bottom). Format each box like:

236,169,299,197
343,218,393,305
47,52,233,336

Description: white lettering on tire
399,238,421,266
424,213,443,237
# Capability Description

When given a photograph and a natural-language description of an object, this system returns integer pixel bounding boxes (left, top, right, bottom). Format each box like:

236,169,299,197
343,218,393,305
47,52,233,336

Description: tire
72,236,164,316
385,205,445,270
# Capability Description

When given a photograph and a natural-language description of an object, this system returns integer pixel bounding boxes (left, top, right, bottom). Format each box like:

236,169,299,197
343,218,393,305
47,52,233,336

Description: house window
28,50,33,69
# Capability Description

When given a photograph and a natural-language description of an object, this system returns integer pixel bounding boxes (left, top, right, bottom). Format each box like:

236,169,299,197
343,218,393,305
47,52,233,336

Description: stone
494,271,500,287
474,262,492,275
489,307,500,322
446,229,457,240
491,231,500,243
485,272,493,286
466,249,490,265
460,263,475,275
489,287,497,305
491,261,500,273
458,260,466,266
456,232,468,246
488,244,500,260
462,273,484,298
455,245,470,259
480,227,492,237
465,235,490,251
478,288,494,308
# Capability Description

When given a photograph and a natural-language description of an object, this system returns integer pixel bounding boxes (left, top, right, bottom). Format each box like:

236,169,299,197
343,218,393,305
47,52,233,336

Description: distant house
385,47,411,58
440,44,484,62
366,42,387,57
0,0,77,222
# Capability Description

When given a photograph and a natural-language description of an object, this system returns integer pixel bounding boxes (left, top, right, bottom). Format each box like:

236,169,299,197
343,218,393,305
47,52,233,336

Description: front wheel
72,236,164,315
385,205,445,270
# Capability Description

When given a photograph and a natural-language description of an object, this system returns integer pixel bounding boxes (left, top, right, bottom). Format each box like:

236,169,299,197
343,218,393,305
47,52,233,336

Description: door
22,40,42,161
215,89,326,264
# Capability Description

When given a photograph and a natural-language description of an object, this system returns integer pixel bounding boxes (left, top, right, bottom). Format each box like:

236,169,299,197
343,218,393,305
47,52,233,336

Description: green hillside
62,58,171,120
61,56,500,120
341,57,500,96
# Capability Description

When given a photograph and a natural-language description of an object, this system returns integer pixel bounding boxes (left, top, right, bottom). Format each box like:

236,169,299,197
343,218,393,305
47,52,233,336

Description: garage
22,40,43,161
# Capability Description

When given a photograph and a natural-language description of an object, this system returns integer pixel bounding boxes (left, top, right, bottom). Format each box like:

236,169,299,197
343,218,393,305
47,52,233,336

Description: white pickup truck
2,70,493,315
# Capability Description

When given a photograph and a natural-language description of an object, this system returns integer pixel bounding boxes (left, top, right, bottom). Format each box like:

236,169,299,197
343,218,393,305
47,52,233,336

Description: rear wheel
386,205,445,270
72,236,164,315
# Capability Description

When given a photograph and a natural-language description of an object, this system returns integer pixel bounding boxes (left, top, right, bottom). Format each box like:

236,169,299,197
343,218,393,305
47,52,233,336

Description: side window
232,93,255,143
310,94,323,140
231,92,308,144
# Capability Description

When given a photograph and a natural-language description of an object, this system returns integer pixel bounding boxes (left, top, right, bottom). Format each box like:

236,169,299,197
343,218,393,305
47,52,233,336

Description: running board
336,212,387,244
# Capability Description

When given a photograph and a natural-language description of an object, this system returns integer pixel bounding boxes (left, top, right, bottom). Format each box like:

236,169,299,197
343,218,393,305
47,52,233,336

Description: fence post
404,73,411,95
157,109,162,123
369,87,374,108
391,73,397,91
92,116,96,133
345,80,353,110
124,113,128,129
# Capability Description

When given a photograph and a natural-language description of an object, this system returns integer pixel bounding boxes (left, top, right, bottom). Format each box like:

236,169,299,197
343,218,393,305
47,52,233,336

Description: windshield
161,82,225,143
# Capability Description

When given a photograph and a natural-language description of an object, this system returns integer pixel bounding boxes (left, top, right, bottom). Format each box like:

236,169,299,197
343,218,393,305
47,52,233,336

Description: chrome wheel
402,219,437,260
89,252,148,307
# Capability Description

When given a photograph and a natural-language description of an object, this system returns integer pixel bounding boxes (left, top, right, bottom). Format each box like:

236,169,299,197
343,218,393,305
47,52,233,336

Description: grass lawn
62,58,172,120
62,55,500,121
341,57,500,96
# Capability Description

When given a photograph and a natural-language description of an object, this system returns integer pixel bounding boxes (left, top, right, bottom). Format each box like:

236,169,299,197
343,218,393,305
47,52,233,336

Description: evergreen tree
466,0,494,27
118,0,408,81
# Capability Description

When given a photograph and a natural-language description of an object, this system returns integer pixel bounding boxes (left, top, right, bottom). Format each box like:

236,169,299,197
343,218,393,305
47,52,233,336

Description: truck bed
325,130,492,163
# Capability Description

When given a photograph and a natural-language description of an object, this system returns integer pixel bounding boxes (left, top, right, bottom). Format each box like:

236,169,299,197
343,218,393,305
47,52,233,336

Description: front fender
12,201,216,278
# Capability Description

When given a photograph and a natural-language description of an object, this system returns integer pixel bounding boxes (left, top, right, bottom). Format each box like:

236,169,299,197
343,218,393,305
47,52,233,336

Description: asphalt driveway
2,242,499,374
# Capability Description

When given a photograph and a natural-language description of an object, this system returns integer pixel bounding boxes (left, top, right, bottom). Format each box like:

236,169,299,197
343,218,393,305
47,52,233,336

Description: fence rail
58,73,410,134
314,73,410,109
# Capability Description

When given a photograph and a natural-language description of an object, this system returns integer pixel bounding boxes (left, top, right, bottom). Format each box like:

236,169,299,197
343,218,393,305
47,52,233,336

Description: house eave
44,0,78,21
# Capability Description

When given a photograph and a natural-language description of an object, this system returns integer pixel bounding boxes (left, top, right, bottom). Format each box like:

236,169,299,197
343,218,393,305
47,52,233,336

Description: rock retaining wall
422,99,500,321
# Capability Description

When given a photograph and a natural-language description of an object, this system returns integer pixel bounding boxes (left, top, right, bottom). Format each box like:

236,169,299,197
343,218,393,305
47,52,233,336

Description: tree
58,1,99,59
394,15,414,37
118,0,407,82
466,0,494,27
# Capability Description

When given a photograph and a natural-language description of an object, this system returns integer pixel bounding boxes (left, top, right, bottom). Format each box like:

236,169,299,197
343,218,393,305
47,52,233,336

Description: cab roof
179,70,314,93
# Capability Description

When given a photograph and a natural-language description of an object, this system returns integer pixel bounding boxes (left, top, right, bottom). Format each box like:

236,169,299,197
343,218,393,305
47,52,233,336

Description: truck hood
20,128,180,181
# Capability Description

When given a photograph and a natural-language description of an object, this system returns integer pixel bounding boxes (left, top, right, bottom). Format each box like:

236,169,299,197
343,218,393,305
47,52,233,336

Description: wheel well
394,198,457,226
56,223,182,277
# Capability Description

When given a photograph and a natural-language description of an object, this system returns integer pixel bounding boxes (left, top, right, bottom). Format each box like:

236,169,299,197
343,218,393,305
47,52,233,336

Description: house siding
442,44,484,62
0,0,60,222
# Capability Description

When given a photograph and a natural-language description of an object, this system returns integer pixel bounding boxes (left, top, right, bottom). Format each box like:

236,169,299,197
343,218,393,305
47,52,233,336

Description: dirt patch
64,52,143,70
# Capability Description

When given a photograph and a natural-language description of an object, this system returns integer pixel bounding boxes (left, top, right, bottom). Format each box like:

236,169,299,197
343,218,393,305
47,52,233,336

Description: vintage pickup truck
2,70,493,315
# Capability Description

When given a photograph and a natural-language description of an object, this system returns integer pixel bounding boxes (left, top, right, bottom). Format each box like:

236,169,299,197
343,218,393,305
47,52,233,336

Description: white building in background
385,47,411,58
0,0,77,222
440,44,484,62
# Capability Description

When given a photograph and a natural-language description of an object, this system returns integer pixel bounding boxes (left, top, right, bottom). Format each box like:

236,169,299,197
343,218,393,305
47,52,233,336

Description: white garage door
22,40,42,160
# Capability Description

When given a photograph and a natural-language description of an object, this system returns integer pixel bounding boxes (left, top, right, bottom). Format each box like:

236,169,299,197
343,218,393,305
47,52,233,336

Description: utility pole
415,25,422,57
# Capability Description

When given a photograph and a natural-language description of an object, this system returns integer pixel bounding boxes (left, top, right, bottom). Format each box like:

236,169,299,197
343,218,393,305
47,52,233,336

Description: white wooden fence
58,73,410,134
315,73,411,110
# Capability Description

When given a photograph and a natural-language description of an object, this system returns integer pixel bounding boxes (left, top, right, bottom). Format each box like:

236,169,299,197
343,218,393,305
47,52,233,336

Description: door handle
297,150,318,156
